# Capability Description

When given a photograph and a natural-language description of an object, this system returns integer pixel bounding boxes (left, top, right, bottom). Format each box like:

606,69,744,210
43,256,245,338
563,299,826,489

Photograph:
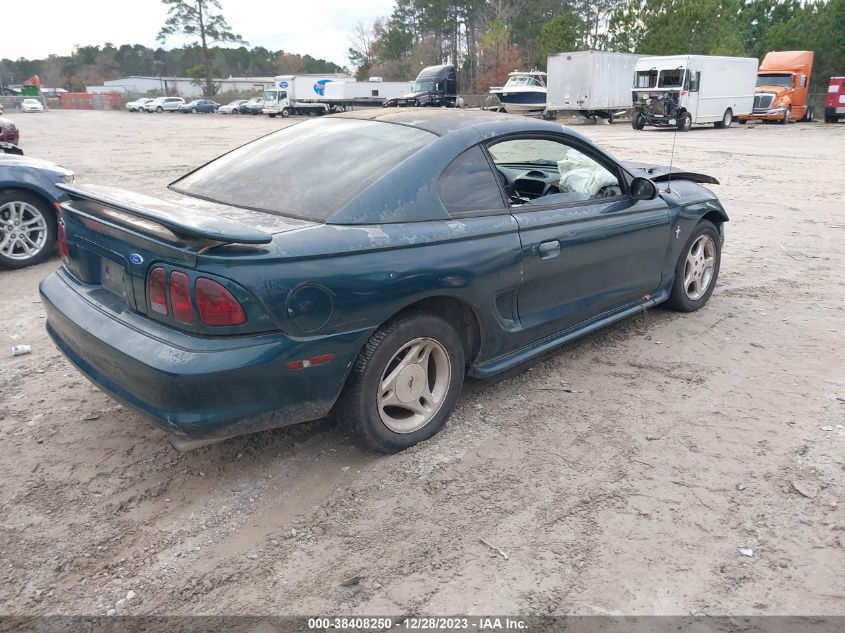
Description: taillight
195,278,246,326
148,267,169,316
57,221,69,260
169,271,194,323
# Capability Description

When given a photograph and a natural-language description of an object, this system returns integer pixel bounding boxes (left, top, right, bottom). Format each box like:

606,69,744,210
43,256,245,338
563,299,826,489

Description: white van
632,55,758,130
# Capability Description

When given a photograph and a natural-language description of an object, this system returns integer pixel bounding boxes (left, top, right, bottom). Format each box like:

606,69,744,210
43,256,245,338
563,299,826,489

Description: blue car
0,153,74,269
179,99,220,114
40,110,727,452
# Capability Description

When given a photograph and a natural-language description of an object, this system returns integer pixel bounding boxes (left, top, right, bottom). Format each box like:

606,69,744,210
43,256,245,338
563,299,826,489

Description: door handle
538,240,561,259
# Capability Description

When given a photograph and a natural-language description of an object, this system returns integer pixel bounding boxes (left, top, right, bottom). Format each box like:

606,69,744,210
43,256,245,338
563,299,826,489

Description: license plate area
100,258,131,303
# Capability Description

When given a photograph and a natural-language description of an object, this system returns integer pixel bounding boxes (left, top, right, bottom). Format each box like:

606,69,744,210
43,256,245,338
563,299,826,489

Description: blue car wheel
0,190,57,269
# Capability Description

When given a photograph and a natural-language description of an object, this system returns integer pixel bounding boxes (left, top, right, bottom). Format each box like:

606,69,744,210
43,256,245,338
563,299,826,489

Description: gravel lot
1,110,843,616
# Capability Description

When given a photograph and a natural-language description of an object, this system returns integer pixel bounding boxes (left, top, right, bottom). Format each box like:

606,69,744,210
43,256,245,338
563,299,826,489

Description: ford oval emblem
129,253,144,265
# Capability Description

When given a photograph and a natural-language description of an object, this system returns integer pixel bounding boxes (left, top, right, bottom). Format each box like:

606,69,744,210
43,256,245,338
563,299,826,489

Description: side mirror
631,177,658,200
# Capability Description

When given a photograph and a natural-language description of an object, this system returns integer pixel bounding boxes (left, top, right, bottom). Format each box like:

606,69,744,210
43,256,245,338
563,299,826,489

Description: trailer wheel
281,107,290,118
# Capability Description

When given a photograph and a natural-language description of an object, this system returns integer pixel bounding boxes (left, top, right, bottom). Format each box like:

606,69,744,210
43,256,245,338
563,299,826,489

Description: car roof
329,108,572,137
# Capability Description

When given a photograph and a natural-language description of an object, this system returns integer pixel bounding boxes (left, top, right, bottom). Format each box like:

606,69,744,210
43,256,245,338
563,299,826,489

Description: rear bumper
40,270,364,439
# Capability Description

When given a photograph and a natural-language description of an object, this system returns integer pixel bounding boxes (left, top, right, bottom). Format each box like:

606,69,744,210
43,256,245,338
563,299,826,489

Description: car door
487,134,670,338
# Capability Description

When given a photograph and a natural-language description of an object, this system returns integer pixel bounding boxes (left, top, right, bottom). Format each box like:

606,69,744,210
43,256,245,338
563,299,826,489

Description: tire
191,107,197,113
677,112,692,131
336,310,465,453
280,107,290,118
631,113,645,130
803,105,814,122
824,114,836,123
664,220,721,312
268,113,276,118
714,109,732,129
156,106,163,113
781,107,791,124
0,190,57,270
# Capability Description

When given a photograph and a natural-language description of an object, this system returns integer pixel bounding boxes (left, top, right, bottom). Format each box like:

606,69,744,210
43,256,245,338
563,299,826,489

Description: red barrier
58,92,122,110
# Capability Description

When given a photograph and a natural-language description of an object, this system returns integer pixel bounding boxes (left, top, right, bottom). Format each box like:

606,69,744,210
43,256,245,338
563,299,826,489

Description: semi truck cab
739,51,814,124
382,65,460,108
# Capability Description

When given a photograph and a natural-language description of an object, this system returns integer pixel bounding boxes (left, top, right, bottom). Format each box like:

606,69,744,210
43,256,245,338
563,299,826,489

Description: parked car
126,97,153,112
825,76,845,123
144,97,185,113
0,154,74,269
179,99,220,114
0,142,23,155
0,117,19,145
0,103,4,115
219,99,248,114
21,99,45,113
41,110,728,452
241,97,265,115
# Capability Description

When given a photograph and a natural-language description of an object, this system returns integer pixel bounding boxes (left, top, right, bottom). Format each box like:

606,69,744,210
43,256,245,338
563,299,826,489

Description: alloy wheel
683,234,716,300
377,337,451,434
0,200,49,262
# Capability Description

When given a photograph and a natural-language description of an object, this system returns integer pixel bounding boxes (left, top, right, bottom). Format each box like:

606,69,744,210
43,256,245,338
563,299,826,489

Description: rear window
171,118,436,221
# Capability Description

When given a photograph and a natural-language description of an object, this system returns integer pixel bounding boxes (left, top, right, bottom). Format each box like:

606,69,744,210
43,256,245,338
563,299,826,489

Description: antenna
666,34,695,195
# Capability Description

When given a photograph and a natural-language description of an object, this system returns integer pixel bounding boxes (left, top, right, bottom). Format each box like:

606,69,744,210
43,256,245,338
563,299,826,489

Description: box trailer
545,51,642,121
322,79,414,110
262,74,353,117
632,55,758,131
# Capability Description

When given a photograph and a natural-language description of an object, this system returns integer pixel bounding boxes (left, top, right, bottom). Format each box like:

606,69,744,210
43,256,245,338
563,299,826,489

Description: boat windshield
506,76,545,88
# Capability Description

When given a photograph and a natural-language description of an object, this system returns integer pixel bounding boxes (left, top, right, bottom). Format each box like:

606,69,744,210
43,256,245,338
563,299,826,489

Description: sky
0,0,395,69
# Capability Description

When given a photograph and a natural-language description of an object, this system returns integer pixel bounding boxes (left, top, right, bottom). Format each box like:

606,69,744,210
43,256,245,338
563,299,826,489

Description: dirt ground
0,110,843,617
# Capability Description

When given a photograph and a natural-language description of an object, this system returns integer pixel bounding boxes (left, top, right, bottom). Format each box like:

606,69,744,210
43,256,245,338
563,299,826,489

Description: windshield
413,80,437,92
659,69,685,88
262,90,277,101
171,118,436,221
757,73,792,87
634,70,658,89
505,76,544,88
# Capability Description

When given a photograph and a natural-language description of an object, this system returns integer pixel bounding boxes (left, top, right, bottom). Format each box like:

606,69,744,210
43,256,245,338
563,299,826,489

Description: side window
688,71,701,92
438,146,506,215
487,137,620,207
799,75,807,88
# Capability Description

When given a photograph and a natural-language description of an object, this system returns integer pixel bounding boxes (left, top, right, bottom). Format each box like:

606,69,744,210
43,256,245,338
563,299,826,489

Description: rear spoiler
57,183,272,245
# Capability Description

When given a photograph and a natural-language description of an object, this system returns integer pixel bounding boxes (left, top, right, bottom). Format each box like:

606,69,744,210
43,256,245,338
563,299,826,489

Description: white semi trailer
544,50,642,122
262,74,353,117
322,79,414,111
632,55,758,130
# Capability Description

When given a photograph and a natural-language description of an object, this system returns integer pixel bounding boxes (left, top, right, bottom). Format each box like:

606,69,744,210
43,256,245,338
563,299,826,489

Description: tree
157,0,246,96
476,19,524,91
536,12,586,62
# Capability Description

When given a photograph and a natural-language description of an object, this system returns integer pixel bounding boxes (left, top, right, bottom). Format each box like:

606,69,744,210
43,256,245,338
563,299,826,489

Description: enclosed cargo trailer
545,51,642,121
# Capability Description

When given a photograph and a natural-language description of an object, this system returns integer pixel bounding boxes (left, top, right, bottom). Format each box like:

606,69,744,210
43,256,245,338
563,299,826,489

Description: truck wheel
631,113,645,130
714,109,732,129
802,105,814,122
336,310,465,453
268,113,276,118
824,113,836,123
677,112,692,132
781,107,791,124
281,108,290,118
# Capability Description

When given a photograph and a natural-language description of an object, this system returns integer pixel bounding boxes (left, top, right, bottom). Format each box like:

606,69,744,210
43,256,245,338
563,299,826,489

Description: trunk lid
56,184,313,318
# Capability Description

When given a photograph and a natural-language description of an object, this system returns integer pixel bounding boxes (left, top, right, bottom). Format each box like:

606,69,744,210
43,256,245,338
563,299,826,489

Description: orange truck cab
739,51,814,123
825,77,845,123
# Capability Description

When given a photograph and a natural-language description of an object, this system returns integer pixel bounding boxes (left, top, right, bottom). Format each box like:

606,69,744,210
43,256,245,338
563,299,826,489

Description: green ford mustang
40,109,727,452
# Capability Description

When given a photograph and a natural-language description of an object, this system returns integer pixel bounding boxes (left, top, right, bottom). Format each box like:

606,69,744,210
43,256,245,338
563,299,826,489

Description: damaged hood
622,161,719,185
